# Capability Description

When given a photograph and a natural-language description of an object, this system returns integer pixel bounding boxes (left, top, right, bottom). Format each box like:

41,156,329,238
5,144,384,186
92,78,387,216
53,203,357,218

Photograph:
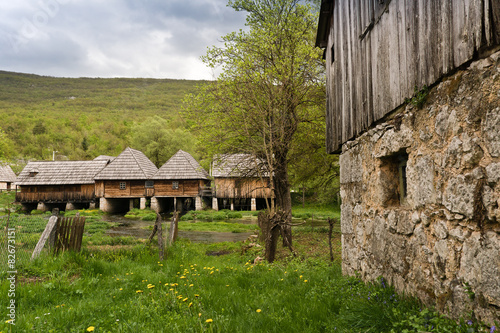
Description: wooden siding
154,180,209,197
324,0,500,153
16,184,95,203
95,180,150,198
214,178,272,199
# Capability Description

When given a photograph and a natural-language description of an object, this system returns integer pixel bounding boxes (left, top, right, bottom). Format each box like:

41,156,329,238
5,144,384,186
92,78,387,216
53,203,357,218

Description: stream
102,215,257,243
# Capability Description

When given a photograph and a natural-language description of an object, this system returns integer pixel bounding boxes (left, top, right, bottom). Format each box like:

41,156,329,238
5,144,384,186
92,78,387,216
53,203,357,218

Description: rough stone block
443,175,476,219
483,107,500,157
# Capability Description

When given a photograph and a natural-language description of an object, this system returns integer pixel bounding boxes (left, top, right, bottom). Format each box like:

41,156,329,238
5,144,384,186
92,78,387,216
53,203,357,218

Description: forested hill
0,70,204,163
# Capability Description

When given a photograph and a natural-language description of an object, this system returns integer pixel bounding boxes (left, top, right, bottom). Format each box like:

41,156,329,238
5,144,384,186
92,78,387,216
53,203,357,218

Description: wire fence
0,214,49,276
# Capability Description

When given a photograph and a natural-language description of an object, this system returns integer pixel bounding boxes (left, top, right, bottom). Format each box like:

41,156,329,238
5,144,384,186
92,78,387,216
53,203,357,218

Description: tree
130,116,196,167
188,0,325,249
0,129,14,159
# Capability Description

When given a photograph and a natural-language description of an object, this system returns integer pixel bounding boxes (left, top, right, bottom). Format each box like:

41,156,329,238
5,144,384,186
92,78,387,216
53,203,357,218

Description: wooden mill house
15,160,109,211
317,0,500,323
94,147,158,213
0,164,16,191
150,150,210,213
211,154,272,211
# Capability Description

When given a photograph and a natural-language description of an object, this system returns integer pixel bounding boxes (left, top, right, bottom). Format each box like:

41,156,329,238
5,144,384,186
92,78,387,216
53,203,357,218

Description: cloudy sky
0,0,248,80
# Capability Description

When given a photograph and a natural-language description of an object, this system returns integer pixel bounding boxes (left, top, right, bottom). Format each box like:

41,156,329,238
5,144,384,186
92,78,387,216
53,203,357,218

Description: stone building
317,0,500,323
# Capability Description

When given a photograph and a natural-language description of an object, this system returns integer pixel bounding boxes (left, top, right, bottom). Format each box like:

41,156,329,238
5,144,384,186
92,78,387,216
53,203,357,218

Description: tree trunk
273,154,293,246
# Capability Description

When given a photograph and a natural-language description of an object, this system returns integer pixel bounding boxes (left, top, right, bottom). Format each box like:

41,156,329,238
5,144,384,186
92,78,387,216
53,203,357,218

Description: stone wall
339,51,500,323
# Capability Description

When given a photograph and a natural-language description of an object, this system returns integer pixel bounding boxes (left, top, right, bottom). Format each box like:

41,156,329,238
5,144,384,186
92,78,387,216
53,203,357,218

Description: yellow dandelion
194,294,200,297
188,302,193,307
226,285,229,287
304,280,308,283
299,275,303,279
183,298,188,302
87,326,95,332
189,284,194,287
206,319,213,323
136,290,143,293
147,284,155,289
119,288,123,291
198,313,202,317
256,309,262,313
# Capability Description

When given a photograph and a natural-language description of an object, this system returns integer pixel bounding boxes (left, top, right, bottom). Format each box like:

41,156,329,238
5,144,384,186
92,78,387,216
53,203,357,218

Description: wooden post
31,210,59,260
328,218,335,262
169,211,179,245
156,213,164,260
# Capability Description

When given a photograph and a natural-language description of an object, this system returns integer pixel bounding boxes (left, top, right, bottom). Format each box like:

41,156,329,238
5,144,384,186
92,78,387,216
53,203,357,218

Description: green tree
188,0,325,249
0,129,14,159
130,116,196,167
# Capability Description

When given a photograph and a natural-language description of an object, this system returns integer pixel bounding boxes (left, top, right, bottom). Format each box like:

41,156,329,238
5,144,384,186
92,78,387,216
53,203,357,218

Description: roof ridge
127,147,148,179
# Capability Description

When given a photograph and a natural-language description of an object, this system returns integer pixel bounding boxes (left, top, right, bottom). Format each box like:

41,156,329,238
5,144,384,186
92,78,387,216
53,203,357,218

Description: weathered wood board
324,0,500,153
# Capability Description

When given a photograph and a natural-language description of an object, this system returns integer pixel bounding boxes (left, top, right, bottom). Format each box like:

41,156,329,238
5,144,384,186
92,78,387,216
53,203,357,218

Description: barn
15,160,108,212
150,150,211,213
317,0,500,323
211,154,272,211
94,147,158,213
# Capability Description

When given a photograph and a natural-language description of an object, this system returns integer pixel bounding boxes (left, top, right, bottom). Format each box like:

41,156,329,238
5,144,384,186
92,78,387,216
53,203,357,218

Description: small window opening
145,181,154,188
331,44,335,63
120,182,126,190
172,181,179,190
379,151,408,207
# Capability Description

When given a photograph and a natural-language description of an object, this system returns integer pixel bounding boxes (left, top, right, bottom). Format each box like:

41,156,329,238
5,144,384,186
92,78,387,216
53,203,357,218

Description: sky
0,0,248,80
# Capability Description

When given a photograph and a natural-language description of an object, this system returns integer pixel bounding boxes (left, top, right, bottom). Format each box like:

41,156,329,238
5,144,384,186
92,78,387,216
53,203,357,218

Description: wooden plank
31,215,58,260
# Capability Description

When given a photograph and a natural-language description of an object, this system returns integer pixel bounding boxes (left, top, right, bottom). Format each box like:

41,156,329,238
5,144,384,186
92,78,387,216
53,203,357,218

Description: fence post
31,211,59,261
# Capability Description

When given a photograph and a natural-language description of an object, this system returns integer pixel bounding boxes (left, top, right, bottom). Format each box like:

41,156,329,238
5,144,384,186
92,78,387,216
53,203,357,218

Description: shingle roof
94,147,158,180
94,155,115,163
153,150,209,180
15,160,108,185
211,154,269,178
0,164,16,182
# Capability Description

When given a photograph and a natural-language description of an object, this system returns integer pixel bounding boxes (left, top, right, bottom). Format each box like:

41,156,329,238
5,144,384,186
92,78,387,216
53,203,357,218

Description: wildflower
119,288,123,291
183,298,188,302
189,284,194,287
195,294,200,297
299,275,303,279
147,284,155,289
136,290,143,293
256,309,262,313
491,326,496,333
87,327,95,332
467,320,473,326
188,302,193,307
206,319,213,323
304,280,308,283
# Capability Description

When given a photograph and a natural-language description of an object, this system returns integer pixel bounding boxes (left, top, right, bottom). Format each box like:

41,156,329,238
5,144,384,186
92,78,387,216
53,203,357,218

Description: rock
483,107,500,157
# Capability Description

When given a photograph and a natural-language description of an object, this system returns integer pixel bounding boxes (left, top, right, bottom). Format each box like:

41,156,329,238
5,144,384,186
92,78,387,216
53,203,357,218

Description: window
145,181,154,188
379,152,408,206
120,182,126,190
172,181,179,190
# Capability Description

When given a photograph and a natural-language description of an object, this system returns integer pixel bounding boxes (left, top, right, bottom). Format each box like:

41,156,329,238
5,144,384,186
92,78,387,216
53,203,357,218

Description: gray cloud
0,0,247,79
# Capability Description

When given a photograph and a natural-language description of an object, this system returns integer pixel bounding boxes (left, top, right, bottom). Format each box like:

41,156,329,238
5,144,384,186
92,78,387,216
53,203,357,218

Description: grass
124,208,157,221
0,204,496,332
177,221,259,233
180,210,245,222
1,237,495,332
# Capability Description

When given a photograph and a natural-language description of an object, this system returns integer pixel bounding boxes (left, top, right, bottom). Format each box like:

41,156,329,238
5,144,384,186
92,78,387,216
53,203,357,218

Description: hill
0,71,204,161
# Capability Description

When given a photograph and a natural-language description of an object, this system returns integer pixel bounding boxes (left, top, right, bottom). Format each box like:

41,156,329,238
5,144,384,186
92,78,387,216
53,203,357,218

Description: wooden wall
214,178,272,199
325,0,500,153
154,180,208,197
17,184,95,202
95,180,148,198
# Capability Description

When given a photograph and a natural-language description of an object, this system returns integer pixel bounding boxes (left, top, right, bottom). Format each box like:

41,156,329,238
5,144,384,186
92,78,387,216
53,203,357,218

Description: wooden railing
16,191,95,203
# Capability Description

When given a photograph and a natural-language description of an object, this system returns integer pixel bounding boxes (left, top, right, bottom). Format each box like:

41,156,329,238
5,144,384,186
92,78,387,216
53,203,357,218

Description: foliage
0,71,202,161
180,209,246,222
405,85,429,109
187,0,326,217
130,115,197,167
177,221,259,233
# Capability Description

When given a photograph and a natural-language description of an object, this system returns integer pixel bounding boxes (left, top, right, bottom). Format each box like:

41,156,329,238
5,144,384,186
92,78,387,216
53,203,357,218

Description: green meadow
0,201,496,332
